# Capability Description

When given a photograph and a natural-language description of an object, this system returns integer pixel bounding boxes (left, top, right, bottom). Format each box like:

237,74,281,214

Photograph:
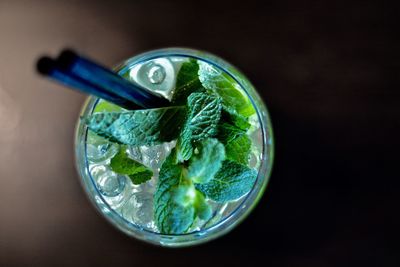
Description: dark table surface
0,0,399,266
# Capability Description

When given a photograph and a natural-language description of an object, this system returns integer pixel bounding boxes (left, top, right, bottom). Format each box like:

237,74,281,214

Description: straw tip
36,57,55,75
58,49,79,69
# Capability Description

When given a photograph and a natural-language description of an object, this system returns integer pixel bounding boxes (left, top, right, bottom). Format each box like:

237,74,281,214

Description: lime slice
93,100,124,113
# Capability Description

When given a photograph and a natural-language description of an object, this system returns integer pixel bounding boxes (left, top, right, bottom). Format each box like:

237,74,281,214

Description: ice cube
127,146,142,162
86,132,118,164
139,141,176,170
128,58,185,100
121,191,157,231
90,165,126,197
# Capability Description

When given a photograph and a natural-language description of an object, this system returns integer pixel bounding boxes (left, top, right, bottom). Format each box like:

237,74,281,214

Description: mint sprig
175,92,222,162
154,150,211,234
84,106,186,146
195,160,257,203
110,146,153,185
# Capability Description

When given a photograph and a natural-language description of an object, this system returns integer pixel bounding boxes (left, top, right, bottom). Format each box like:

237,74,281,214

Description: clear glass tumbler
75,48,274,247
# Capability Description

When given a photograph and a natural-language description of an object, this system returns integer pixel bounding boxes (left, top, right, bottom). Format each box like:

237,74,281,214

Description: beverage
75,48,274,246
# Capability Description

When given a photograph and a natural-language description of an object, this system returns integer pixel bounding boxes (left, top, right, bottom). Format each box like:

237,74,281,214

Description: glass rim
75,47,274,245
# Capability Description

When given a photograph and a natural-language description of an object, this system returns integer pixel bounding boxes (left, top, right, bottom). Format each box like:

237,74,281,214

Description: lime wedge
93,100,124,113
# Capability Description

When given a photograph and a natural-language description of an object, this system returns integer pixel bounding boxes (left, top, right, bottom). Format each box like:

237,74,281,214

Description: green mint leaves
199,61,256,117
154,152,194,234
185,93,222,140
110,146,153,185
85,58,259,235
225,134,251,165
175,92,222,162
217,107,250,144
216,107,251,164
195,160,257,203
188,138,225,184
84,106,186,146
154,151,211,234
172,59,205,104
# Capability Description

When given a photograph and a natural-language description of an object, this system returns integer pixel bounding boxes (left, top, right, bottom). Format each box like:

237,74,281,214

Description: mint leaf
217,107,252,165
175,128,193,162
188,138,225,184
217,107,250,144
128,170,153,185
198,61,256,117
193,191,212,220
175,92,222,162
171,185,212,221
195,160,257,203
171,185,196,206
154,151,195,234
84,106,186,146
225,134,251,165
220,106,251,131
110,147,152,185
217,122,246,144
186,93,222,139
172,59,205,104
154,150,213,234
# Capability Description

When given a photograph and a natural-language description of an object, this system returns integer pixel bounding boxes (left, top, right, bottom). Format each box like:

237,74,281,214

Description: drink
75,48,274,247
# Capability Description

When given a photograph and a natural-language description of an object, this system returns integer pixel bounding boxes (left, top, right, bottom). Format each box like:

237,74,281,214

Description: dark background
0,0,399,266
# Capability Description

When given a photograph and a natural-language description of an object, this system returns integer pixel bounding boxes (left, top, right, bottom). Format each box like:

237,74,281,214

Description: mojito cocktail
75,48,273,246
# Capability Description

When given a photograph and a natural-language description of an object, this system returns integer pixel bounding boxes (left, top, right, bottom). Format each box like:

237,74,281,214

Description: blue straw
57,50,169,109
37,57,141,110
36,49,170,109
